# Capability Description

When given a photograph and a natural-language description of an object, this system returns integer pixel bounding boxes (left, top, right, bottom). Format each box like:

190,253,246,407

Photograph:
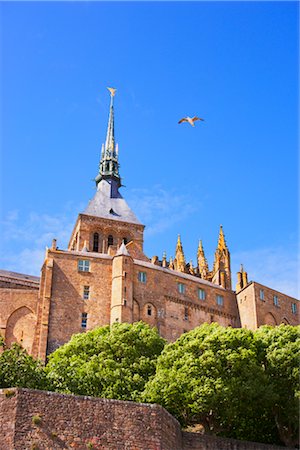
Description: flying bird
107,87,117,97
178,116,204,127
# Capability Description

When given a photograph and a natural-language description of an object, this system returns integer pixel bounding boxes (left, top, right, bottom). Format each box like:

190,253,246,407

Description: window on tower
78,260,90,272
198,288,206,300
178,283,185,294
216,295,224,306
81,313,88,328
108,235,114,247
138,271,147,283
93,233,99,252
83,286,90,300
184,306,188,321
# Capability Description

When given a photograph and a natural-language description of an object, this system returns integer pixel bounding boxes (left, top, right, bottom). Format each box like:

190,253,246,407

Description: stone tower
67,88,146,260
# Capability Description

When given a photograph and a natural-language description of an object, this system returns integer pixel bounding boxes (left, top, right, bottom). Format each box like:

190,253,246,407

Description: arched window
123,237,128,245
93,233,99,252
108,235,114,247
147,305,152,316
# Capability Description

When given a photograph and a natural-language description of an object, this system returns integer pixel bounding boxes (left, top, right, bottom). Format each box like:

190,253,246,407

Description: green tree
0,340,47,390
46,322,165,401
255,325,300,447
143,323,279,444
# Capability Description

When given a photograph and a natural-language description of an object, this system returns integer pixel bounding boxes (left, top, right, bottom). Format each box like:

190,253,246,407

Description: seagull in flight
178,116,204,127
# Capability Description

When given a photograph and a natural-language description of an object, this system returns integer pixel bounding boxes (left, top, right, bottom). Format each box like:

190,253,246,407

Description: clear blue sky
1,1,298,297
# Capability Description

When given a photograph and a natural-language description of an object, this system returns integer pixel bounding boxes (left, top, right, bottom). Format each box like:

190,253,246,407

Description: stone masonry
0,389,294,450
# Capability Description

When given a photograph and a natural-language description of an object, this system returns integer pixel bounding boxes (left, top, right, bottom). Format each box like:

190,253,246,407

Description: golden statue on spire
107,87,117,97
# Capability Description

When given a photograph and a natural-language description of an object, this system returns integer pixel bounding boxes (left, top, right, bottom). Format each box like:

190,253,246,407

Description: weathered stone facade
0,388,293,450
0,89,298,360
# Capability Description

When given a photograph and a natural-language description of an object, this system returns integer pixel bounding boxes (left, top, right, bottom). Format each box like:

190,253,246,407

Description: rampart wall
0,388,293,450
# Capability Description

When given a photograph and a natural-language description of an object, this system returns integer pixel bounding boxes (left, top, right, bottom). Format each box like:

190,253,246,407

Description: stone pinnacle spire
217,225,227,251
95,87,121,188
174,234,186,272
197,239,209,279
212,225,232,290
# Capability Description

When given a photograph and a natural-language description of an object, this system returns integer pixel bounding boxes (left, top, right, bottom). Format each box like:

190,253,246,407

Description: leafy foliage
46,322,165,401
255,325,300,447
143,323,286,445
0,341,47,390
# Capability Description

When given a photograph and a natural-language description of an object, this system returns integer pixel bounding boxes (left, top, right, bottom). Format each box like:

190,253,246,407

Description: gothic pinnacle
217,225,227,251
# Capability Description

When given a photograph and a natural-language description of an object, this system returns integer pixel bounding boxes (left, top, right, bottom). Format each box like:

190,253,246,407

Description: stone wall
236,282,299,330
0,389,293,450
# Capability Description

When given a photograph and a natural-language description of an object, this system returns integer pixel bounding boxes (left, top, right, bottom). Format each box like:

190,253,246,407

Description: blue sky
1,1,298,297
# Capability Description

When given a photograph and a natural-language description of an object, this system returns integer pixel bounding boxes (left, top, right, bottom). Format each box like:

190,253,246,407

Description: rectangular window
259,289,264,301
178,283,185,294
273,295,279,307
138,271,147,283
83,286,90,300
292,303,297,314
216,295,224,306
198,288,206,300
78,260,90,272
81,313,87,328
184,306,188,321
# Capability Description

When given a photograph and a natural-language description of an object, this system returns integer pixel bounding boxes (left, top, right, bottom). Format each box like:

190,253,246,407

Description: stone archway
5,306,37,354
281,317,290,325
264,312,277,326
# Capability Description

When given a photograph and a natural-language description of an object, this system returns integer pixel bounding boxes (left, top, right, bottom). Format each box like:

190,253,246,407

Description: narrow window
216,295,224,306
123,237,128,245
81,313,88,328
184,306,188,321
198,288,206,300
108,235,114,247
292,303,297,314
93,233,99,252
138,271,147,283
83,286,90,300
259,289,264,301
273,295,279,307
147,305,152,316
78,260,90,272
123,299,127,306
178,283,185,294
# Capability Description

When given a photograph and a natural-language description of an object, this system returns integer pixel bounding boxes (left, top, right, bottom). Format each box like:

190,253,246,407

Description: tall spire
197,239,209,279
217,225,227,251
95,87,121,188
212,225,232,289
174,234,186,272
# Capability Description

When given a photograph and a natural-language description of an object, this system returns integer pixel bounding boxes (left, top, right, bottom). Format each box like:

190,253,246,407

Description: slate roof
84,179,142,225
0,269,40,283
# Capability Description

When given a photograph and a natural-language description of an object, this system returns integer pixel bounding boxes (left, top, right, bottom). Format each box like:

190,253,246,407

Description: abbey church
0,90,298,361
